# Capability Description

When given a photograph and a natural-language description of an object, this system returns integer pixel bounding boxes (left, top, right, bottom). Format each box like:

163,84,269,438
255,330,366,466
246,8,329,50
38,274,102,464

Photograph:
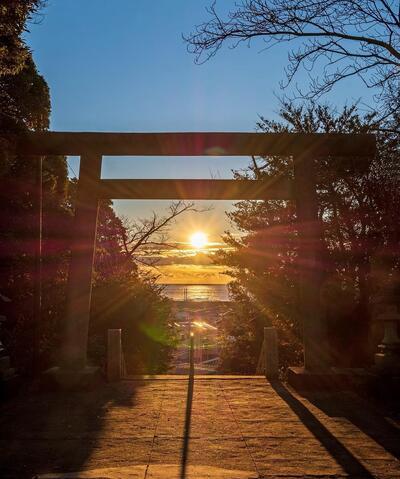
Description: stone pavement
0,376,399,478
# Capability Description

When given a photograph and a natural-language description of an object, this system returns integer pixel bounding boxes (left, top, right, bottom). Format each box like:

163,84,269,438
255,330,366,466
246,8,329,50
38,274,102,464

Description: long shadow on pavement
179,335,195,479
299,388,400,460
270,381,375,478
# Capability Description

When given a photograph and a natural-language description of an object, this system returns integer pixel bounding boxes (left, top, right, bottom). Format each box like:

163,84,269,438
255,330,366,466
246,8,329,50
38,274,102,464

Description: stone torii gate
18,132,375,385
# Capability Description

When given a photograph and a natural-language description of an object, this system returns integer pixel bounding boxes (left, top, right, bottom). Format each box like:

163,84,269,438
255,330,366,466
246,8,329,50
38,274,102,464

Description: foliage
218,281,302,374
0,0,45,77
185,1,400,123
0,39,68,373
2,173,178,373
90,277,177,374
118,200,201,268
0,50,50,178
217,102,400,373
1,155,71,372
89,200,178,374
0,52,50,132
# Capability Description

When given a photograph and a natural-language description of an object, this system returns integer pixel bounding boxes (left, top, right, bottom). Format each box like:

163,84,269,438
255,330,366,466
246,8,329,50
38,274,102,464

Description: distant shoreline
171,300,231,304
159,283,230,286
161,284,230,302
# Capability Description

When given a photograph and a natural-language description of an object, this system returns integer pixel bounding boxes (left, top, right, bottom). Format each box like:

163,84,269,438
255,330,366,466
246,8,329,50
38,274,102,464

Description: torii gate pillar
44,153,103,388
61,153,101,370
290,153,330,382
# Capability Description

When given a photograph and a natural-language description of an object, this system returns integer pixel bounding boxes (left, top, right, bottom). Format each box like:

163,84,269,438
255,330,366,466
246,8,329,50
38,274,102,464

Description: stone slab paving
0,377,399,478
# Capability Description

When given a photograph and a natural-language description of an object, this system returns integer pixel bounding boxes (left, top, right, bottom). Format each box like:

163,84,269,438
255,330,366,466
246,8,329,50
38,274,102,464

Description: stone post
107,329,122,382
189,332,195,377
264,327,279,379
374,305,400,374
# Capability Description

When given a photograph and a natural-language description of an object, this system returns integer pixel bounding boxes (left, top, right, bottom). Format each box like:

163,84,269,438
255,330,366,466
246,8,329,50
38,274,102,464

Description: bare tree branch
115,201,212,270
184,0,400,120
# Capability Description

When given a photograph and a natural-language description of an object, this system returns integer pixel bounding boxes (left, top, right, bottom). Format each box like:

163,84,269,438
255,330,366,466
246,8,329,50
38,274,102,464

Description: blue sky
25,0,375,243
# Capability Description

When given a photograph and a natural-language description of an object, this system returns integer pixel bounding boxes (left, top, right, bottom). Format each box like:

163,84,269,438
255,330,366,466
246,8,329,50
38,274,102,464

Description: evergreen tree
218,103,400,373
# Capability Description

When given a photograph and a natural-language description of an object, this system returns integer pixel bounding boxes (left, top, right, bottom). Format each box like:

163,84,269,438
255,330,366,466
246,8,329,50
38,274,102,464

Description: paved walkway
0,376,399,478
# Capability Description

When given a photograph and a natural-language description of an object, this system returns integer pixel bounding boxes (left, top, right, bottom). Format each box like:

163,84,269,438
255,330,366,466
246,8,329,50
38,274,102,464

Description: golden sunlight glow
190,231,208,249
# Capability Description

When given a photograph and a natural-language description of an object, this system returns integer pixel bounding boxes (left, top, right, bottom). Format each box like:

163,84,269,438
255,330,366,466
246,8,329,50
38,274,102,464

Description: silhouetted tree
119,200,200,268
217,103,400,373
88,199,179,374
0,43,67,372
0,53,50,132
0,0,45,77
90,276,176,375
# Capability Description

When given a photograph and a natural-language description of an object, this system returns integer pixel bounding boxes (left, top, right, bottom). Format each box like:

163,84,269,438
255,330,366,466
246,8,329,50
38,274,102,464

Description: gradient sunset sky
25,0,374,283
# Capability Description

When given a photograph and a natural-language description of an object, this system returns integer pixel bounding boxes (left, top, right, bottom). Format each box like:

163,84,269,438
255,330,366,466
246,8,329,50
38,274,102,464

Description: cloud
138,243,234,284
141,264,232,285
138,245,232,266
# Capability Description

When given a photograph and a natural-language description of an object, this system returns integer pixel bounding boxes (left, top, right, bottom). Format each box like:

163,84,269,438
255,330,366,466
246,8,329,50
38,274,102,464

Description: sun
190,231,208,249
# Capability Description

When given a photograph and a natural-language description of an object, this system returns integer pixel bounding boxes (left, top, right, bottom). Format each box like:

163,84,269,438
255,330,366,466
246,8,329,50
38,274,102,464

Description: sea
162,284,229,302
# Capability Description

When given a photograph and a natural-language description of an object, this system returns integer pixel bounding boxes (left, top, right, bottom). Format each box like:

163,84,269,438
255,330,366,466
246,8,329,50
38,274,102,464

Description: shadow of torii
270,381,399,478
